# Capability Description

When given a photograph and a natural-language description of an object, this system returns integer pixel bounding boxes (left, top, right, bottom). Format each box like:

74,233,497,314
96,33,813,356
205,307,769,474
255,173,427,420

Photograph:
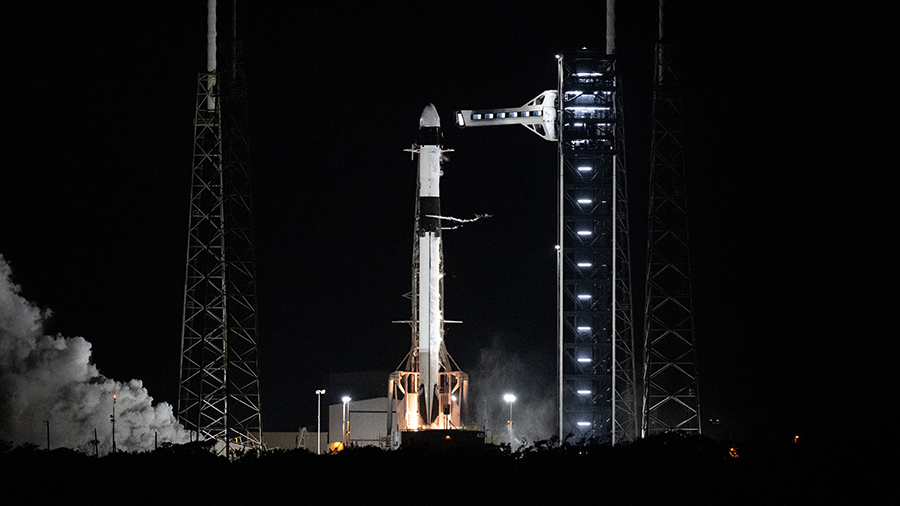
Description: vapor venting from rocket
425,214,492,230
0,255,189,452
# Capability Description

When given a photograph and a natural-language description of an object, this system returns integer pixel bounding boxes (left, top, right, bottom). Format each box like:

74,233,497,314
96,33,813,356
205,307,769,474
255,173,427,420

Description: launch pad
398,427,485,449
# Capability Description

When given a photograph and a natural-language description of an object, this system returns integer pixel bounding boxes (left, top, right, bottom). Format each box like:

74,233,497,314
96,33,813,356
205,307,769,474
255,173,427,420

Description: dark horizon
1,1,888,448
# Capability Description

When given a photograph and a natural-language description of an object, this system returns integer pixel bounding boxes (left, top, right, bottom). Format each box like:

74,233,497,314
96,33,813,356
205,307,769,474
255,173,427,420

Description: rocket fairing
416,103,444,425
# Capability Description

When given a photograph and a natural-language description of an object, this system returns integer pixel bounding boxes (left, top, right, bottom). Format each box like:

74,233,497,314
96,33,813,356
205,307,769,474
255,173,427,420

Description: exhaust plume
0,255,188,453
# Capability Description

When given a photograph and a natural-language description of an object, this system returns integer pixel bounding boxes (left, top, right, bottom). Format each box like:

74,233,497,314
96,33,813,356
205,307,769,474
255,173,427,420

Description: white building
328,397,390,449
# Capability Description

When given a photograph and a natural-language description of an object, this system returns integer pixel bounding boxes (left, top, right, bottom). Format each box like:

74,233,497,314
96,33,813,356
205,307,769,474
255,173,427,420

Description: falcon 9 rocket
388,105,469,447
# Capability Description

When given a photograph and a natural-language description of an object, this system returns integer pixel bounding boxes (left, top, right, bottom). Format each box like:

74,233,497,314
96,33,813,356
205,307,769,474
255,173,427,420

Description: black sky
2,2,889,442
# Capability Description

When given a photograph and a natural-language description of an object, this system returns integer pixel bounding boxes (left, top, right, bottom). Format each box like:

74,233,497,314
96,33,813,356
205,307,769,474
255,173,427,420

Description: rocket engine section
389,105,468,447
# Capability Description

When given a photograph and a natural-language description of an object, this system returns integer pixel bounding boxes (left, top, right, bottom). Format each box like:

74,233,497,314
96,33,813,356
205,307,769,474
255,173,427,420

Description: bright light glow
577,198,592,204
577,358,591,362
455,112,464,126
503,394,516,403
341,396,351,403
577,262,592,267
577,390,591,395
577,421,592,426
573,122,584,127
577,294,591,300
577,166,591,172
566,106,610,111
577,230,592,236
577,326,591,331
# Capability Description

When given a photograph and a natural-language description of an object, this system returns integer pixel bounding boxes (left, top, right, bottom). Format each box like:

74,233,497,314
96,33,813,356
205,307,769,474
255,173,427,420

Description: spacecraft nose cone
419,104,440,129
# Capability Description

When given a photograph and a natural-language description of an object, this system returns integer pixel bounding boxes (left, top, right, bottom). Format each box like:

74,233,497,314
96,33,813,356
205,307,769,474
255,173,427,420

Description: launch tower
556,49,638,444
177,1,262,454
453,1,638,444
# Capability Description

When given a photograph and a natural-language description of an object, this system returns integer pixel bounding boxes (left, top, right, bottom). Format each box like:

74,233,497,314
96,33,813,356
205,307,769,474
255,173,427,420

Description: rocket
389,104,468,439
416,104,444,426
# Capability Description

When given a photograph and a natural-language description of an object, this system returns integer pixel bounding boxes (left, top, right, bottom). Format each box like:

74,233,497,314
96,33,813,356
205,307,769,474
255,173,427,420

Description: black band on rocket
418,127,441,147
419,196,440,232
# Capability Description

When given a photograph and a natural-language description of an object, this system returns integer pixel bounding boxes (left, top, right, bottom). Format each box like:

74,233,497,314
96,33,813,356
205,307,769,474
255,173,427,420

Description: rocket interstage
389,105,469,445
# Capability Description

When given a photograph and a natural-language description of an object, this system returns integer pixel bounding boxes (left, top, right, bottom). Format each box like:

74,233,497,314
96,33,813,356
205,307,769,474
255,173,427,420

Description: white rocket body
417,104,443,425
388,104,468,443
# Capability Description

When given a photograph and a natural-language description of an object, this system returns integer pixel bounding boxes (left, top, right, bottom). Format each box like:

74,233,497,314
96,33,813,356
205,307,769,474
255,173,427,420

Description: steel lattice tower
557,49,638,444
178,3,262,453
641,4,701,436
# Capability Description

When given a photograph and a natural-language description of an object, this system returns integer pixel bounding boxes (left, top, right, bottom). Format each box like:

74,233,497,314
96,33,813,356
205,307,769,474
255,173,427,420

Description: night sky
2,2,888,444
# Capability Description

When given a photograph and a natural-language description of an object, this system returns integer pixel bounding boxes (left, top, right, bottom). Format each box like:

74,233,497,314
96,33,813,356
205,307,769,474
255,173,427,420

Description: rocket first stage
417,104,444,424
388,105,468,446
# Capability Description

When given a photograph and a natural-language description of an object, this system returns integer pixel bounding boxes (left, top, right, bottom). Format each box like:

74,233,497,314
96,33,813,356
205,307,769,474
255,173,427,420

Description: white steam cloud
0,255,189,452
468,333,556,448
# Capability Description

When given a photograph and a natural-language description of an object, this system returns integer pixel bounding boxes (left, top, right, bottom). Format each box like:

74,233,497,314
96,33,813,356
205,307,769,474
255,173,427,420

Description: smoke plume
0,255,188,452
468,333,556,448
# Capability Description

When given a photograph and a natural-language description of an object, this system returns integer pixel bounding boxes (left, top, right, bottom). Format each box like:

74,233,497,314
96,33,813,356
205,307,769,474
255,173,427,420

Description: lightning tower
177,0,262,453
641,0,702,436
